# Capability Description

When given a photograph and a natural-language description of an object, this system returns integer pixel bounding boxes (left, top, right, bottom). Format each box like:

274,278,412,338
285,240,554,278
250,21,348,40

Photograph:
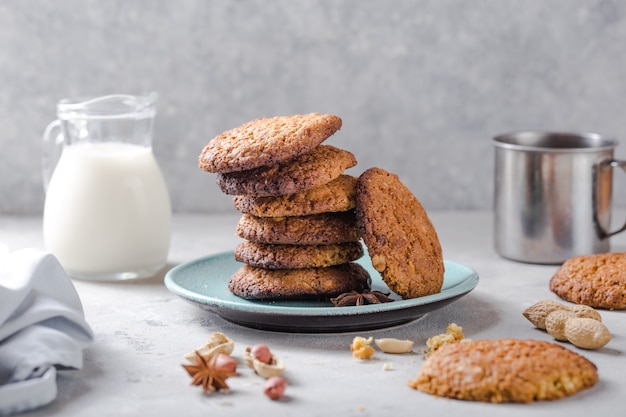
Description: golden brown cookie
216,145,357,197
355,167,444,299
198,113,342,173
409,338,598,403
236,212,360,245
233,175,357,217
234,240,363,269
227,263,371,300
549,252,626,310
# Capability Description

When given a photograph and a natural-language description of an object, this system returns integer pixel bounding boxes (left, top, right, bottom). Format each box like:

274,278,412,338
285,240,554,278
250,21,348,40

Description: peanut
564,318,612,350
213,353,237,373
264,376,287,400
243,346,285,378
523,300,567,329
524,300,611,350
545,310,576,341
567,304,602,322
371,254,386,273
374,338,414,354
250,344,272,364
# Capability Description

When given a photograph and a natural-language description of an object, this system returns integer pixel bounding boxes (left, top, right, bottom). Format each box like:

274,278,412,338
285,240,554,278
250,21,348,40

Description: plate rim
164,251,479,318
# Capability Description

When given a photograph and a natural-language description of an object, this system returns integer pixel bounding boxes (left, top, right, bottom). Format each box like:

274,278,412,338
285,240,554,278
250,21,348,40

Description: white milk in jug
43,142,171,279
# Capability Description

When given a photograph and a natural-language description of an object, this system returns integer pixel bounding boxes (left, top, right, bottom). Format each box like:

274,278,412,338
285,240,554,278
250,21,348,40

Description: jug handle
42,120,63,192
595,159,626,239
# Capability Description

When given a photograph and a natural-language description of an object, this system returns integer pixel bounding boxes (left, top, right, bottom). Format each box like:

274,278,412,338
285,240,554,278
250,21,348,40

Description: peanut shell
243,347,285,378
564,317,612,349
522,300,567,329
545,310,575,341
184,332,234,364
568,304,602,322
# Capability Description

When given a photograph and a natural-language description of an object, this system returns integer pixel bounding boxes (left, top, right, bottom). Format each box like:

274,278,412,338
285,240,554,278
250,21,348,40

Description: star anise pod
330,289,394,307
182,351,237,393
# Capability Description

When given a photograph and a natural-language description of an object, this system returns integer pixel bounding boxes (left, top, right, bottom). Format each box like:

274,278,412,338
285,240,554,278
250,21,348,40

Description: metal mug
493,131,626,264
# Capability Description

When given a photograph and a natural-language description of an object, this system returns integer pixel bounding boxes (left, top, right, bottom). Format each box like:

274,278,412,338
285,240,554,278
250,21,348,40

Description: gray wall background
2,0,626,215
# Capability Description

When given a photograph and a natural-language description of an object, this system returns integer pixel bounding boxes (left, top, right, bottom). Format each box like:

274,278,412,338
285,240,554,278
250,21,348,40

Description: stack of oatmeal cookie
198,113,371,300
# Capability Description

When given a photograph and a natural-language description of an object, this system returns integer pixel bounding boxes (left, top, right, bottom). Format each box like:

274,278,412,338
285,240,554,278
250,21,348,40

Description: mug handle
42,120,63,192
595,159,626,238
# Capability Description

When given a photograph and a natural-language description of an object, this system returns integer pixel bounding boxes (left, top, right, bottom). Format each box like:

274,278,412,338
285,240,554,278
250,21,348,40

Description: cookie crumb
351,336,375,359
426,323,464,354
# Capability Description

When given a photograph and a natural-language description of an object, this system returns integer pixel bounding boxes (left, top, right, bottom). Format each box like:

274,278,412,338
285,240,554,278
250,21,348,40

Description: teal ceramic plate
165,252,479,333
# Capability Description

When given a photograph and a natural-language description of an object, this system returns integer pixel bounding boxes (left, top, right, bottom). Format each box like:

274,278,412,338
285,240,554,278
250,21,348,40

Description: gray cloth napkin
0,249,93,415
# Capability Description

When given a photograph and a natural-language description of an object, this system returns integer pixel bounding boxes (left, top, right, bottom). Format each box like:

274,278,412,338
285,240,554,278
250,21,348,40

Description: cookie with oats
216,145,357,197
227,263,371,300
198,113,342,173
409,338,598,403
549,252,626,310
236,212,360,245
233,175,357,217
234,240,363,269
355,167,443,299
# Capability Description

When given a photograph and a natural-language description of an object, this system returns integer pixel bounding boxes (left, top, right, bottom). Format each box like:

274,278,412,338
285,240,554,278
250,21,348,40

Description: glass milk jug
42,93,172,280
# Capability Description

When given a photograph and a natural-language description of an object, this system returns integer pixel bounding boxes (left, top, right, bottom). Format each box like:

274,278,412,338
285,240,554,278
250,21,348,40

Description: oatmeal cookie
232,175,357,217
355,167,444,299
236,212,360,245
227,263,371,300
198,113,342,173
216,145,357,197
234,240,363,269
409,338,598,403
550,252,626,310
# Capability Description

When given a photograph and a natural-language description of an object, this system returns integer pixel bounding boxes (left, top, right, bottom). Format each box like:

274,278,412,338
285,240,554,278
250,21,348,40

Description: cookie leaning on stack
198,113,371,300
356,167,444,299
